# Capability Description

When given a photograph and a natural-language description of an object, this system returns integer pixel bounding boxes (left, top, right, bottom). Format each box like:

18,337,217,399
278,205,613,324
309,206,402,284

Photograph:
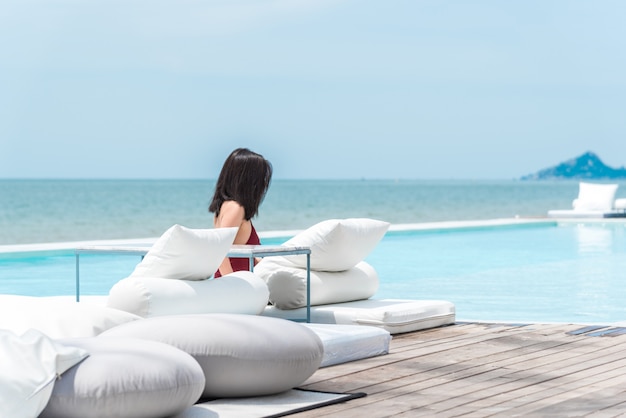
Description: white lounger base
302,323,391,367
548,209,626,219
263,299,455,334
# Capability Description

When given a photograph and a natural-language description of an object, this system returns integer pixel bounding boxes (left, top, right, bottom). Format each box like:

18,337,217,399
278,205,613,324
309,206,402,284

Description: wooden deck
296,322,626,417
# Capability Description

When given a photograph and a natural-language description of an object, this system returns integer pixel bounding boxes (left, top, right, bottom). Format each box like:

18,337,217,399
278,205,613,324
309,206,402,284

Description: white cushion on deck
40,337,205,418
303,323,391,367
107,270,269,317
99,314,324,398
254,260,379,310
263,299,455,334
0,329,88,418
0,295,142,339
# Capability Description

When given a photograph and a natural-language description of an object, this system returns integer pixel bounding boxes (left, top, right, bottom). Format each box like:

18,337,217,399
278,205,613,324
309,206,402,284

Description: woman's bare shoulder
216,200,245,227
221,200,244,211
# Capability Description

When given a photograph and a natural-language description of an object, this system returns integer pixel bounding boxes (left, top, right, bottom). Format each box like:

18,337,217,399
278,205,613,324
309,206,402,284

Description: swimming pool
1,219,625,324
371,220,626,324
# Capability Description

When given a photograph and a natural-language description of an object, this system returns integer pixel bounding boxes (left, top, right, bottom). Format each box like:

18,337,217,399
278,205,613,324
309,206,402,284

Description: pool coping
1,216,625,255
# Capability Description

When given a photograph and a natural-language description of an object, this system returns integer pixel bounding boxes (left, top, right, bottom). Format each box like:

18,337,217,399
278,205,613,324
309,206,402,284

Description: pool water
1,222,625,324
368,223,626,324
0,253,141,298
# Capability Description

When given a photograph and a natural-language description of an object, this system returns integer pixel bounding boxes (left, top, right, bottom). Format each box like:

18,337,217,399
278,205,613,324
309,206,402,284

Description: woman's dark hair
209,148,273,220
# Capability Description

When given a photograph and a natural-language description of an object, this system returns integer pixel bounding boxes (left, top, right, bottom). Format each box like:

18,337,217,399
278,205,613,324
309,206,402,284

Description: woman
209,148,273,278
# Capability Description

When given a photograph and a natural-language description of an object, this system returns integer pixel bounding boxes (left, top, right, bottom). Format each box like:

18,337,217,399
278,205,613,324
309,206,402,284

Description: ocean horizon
2,178,626,245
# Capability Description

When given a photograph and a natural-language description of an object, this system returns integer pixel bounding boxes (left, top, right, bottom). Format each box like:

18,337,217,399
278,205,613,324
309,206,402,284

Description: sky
1,0,625,180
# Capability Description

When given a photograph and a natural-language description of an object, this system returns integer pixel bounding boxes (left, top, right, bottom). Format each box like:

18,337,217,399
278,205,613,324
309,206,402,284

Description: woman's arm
214,201,251,276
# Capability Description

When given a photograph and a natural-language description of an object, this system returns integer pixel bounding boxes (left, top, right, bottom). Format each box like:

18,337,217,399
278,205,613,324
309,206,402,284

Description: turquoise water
4,178,626,245
2,222,626,324
370,223,626,323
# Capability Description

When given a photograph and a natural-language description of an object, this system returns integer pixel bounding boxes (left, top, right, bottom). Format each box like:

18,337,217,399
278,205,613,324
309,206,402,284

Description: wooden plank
386,328,626,415
352,343,614,414
293,323,626,417
303,323,572,389
304,324,593,395
432,351,626,416
493,374,626,416
470,339,626,413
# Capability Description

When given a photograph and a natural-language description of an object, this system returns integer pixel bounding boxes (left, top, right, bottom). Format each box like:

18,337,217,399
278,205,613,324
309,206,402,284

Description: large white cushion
264,218,389,272
40,337,205,418
130,224,238,280
107,270,269,317
0,329,88,418
0,295,142,339
264,299,456,334
573,182,618,211
255,259,379,310
303,323,391,367
99,314,324,398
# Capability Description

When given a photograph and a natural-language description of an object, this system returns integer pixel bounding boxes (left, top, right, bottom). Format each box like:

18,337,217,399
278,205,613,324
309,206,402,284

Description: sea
2,178,626,246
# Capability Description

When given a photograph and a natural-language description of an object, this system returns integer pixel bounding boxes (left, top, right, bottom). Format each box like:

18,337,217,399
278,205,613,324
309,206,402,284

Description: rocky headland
521,151,626,180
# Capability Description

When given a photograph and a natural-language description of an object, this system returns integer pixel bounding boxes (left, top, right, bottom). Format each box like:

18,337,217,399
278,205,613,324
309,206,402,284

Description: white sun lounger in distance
548,182,626,218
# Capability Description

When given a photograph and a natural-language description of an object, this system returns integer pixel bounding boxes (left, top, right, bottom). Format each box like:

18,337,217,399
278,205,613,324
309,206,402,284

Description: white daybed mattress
547,209,626,219
263,298,455,334
302,323,391,367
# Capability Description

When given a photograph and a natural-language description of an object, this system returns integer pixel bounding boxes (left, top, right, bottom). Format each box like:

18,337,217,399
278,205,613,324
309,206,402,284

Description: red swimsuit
214,223,260,278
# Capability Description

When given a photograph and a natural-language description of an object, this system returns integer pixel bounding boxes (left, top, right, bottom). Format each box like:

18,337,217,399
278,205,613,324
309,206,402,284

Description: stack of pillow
254,218,390,310
107,224,269,317
3,314,325,418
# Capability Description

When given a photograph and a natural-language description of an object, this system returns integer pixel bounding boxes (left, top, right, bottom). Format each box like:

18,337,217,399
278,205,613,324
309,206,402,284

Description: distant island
521,151,626,180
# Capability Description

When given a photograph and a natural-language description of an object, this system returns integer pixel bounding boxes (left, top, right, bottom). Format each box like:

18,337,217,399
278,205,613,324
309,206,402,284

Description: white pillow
107,270,269,317
99,314,324,398
268,218,390,272
574,182,618,211
130,224,238,280
0,329,88,418
255,259,379,310
0,295,142,339
40,337,205,418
